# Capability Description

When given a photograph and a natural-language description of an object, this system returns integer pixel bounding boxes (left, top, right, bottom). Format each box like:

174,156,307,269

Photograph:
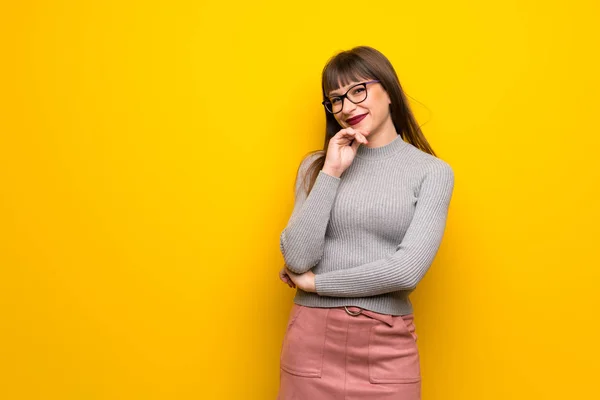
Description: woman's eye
352,87,365,95
331,98,341,104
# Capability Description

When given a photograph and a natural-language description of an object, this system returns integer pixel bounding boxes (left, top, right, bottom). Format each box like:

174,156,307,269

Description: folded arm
314,161,455,297
279,154,341,274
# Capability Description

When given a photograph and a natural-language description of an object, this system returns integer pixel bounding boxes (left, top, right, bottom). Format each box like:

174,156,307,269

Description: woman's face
328,78,392,132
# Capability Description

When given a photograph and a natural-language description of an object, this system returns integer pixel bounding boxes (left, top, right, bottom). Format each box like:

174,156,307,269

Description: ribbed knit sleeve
314,161,455,297
280,155,341,274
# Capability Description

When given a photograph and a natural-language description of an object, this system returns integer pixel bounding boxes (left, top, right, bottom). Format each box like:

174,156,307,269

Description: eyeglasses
322,80,380,114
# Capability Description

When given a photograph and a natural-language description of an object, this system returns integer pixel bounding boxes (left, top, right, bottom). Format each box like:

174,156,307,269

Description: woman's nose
342,98,357,114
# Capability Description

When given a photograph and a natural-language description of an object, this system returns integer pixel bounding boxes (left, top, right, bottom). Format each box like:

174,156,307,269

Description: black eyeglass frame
321,80,380,114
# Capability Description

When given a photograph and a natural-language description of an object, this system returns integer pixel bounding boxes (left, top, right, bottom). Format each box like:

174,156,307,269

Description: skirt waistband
338,306,394,327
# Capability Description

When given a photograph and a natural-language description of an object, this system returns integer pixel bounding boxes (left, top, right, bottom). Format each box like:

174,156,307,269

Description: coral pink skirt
277,304,421,400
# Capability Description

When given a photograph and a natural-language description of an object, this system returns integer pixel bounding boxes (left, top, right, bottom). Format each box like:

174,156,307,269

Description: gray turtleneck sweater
279,134,455,315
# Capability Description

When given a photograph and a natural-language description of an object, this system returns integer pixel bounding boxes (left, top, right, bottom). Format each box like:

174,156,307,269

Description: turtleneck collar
355,134,410,160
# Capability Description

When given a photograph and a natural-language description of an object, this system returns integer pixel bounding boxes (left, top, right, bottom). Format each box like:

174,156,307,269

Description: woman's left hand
284,267,317,293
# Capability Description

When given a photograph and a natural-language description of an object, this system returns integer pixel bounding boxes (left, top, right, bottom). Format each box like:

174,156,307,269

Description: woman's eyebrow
328,87,348,97
329,82,361,97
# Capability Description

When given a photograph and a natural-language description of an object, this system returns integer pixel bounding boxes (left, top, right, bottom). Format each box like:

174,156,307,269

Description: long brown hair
297,45,437,197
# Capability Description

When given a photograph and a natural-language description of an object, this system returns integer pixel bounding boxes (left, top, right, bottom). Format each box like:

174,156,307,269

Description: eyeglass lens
326,84,368,113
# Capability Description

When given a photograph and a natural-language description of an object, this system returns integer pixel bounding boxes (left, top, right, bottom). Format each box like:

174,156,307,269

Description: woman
277,46,455,399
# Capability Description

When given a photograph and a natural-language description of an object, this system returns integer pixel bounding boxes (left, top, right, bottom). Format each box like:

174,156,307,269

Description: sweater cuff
314,273,322,295
317,169,341,184
314,270,344,297
314,272,334,297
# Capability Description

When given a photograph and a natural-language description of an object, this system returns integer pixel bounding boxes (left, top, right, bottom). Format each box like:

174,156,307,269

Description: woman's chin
356,121,371,132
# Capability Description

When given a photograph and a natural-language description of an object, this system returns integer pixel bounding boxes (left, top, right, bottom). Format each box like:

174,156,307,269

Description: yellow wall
1,1,598,398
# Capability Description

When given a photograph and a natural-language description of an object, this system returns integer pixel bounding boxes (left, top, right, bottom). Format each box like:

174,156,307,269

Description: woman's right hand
322,128,370,178
279,266,296,289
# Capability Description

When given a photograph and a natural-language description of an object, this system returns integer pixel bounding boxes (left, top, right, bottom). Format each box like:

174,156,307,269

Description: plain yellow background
1,1,599,399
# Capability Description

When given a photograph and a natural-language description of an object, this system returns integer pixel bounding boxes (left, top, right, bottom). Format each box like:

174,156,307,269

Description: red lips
346,113,368,126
